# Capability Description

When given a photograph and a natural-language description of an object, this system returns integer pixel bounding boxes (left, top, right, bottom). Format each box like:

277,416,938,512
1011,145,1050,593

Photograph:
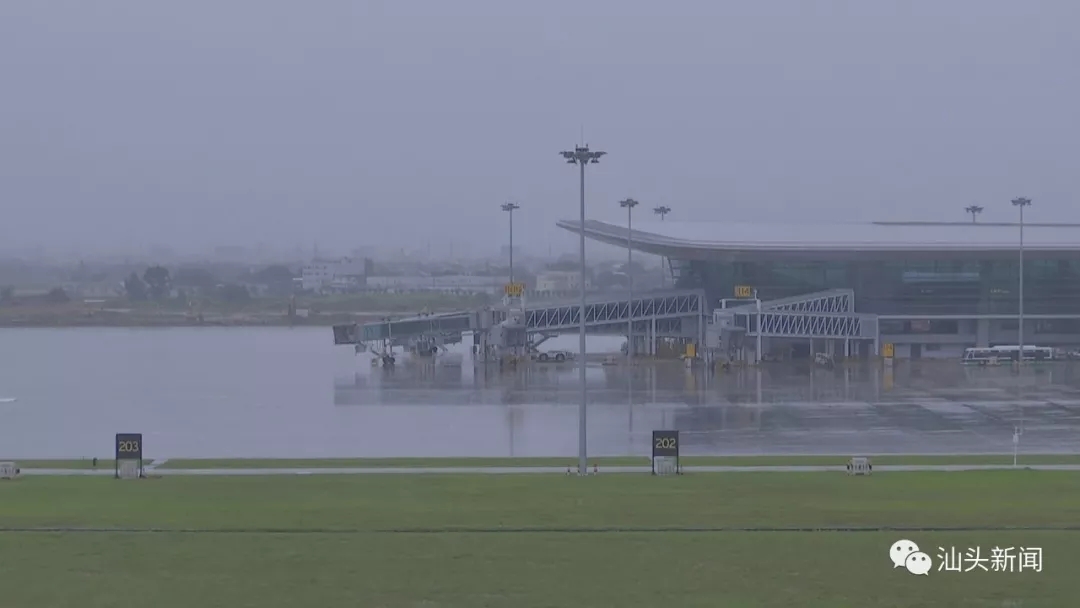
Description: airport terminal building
560,219,1080,359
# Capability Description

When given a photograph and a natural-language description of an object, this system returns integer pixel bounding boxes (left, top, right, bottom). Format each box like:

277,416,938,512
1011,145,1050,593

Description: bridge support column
697,314,705,359
479,331,491,362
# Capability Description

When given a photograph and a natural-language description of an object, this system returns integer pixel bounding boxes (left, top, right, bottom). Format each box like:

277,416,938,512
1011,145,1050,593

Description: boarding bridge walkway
714,289,879,341
333,289,708,346
335,311,475,344
523,289,705,336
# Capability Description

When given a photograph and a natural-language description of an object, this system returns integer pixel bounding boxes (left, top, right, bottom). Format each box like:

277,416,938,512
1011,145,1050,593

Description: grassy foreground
1,471,1078,607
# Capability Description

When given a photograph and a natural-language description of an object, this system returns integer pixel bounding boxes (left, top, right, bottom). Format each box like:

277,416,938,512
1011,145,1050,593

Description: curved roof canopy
557,219,1080,260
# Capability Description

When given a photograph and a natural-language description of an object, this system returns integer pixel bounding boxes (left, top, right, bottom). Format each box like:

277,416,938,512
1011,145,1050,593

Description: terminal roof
557,219,1080,257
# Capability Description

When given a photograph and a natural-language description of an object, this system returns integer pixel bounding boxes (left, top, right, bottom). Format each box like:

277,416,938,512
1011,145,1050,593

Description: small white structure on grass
846,457,872,476
0,461,19,479
117,460,141,480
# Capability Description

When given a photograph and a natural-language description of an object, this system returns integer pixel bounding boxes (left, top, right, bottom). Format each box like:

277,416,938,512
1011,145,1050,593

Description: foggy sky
2,0,1078,257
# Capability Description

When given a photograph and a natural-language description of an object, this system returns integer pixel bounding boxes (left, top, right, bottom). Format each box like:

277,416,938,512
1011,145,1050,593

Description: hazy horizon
3,0,1078,256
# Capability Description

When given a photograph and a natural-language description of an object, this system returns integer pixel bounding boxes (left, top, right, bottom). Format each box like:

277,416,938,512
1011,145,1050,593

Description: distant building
300,258,367,293
61,281,124,299
364,274,504,294
534,270,590,295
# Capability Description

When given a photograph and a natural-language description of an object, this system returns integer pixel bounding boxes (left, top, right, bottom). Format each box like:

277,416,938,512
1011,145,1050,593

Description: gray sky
2,0,1078,257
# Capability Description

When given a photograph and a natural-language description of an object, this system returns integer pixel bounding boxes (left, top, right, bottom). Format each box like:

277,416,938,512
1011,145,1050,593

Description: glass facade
673,257,1080,316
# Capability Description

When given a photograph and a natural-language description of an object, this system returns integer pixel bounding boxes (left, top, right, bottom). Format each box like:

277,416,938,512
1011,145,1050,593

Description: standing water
1,327,1079,459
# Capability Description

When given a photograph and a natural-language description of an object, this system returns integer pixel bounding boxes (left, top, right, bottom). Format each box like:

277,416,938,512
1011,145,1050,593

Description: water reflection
334,359,1079,407
3,328,1079,459
332,358,1080,457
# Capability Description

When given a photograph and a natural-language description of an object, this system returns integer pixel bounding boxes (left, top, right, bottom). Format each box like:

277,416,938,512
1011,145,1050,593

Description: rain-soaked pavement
332,357,1080,457
1,327,1079,459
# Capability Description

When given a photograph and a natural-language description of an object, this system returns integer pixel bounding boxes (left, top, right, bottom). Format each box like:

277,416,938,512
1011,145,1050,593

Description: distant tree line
0,285,70,306
123,264,296,303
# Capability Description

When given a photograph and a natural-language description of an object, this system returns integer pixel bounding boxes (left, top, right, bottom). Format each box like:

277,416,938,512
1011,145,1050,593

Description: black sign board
652,430,679,458
114,433,144,479
115,433,143,460
651,430,681,475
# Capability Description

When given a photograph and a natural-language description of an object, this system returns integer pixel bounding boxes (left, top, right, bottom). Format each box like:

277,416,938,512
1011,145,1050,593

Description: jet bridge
709,289,880,359
333,289,709,351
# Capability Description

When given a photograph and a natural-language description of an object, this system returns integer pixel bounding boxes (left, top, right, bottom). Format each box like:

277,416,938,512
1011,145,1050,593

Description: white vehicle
532,350,574,363
962,345,1056,365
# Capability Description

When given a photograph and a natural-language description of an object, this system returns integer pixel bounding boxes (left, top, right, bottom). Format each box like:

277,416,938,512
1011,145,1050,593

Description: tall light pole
501,202,520,284
561,144,605,475
755,288,762,365
965,205,983,223
653,206,672,286
1012,197,1032,361
620,198,639,363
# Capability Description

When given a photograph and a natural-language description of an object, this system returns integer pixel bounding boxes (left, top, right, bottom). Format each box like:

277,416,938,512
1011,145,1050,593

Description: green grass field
1,471,1077,607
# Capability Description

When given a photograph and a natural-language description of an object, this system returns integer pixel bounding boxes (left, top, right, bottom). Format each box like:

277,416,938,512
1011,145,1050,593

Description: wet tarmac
1,327,1079,459
334,357,1080,457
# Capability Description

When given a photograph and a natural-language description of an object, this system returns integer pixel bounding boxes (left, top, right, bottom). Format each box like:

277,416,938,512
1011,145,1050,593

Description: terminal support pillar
976,318,990,348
